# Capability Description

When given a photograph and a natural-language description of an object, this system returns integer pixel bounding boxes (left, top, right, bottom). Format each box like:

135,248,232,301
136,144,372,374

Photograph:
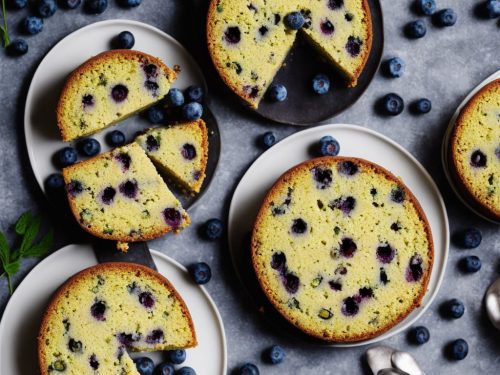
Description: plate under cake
251,157,433,342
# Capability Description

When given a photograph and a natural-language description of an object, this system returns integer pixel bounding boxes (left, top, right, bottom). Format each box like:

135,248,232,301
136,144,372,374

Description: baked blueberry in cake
251,157,433,342
135,120,209,193
207,0,372,108
449,79,500,221
62,143,189,243
38,263,197,375
57,50,176,141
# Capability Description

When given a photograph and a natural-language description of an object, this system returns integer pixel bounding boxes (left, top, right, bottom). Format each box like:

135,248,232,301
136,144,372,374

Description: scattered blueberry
417,0,436,15
284,11,305,29
22,16,44,35
318,135,340,156
57,147,78,167
381,93,404,116
434,8,457,27
134,357,155,375
106,130,126,147
138,291,155,308
154,363,175,375
267,84,287,102
45,173,65,192
461,256,481,273
445,299,465,319
264,345,285,364
84,0,108,14
470,150,487,168
341,296,359,316
167,349,186,365
119,180,138,199
145,105,165,124
203,218,223,240
114,31,135,49
7,0,27,9
111,84,129,102
182,102,203,121
188,262,212,285
77,138,101,157
6,39,28,56
175,367,196,375
410,326,430,345
167,88,185,107
36,0,57,18
90,300,106,321
320,19,335,35
339,237,357,258
60,0,81,9
482,0,500,18
384,57,405,78
185,85,204,103
337,161,358,176
455,228,482,248
412,98,432,114
291,218,307,234
449,339,468,360
260,132,276,149
406,254,424,282
224,26,241,44
180,143,196,160
145,329,164,344
345,36,362,56
239,363,259,375
405,20,427,38
312,74,331,95
376,244,396,264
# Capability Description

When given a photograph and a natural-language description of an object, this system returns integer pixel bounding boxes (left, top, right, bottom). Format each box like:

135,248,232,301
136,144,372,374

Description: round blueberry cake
135,119,209,193
251,157,433,342
449,79,500,221
38,263,197,375
57,50,176,141
62,143,190,243
207,0,372,108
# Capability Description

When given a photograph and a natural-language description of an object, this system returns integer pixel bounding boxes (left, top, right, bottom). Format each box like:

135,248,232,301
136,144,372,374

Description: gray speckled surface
0,1,499,374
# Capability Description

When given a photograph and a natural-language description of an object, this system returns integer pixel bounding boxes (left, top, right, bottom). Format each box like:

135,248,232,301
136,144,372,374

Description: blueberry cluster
235,344,286,374
133,350,194,375
266,73,331,104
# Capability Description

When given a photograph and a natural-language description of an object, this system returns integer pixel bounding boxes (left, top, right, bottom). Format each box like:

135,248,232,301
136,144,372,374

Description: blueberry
291,218,307,234
265,345,285,364
138,291,155,308
410,326,430,345
260,132,276,149
320,19,335,35
312,74,331,95
36,0,57,18
455,228,482,248
84,0,107,14
405,20,427,38
376,244,396,264
82,94,95,108
381,93,404,116
434,8,457,27
470,150,487,168
6,39,28,56
90,300,106,321
188,262,212,285
282,272,299,293
341,296,359,316
119,180,138,198
406,254,423,282
412,98,432,114
68,338,83,353
145,105,165,124
267,84,287,102
390,187,405,203
449,339,468,360
7,0,27,9
461,256,481,273
175,367,196,375
312,167,333,189
145,329,164,344
89,354,99,369
224,26,241,44
327,0,344,9
339,237,357,258
271,252,287,272
111,84,129,102
167,349,186,364
417,0,436,15
337,161,358,176
60,0,81,9
134,357,155,375
57,147,78,167
106,130,126,147
284,11,305,29
163,207,181,227
483,0,500,18
66,180,83,196
181,144,196,160
185,85,204,103
346,36,362,56
239,363,259,375
114,31,135,49
22,16,44,35
77,138,101,157
446,299,465,319
166,88,185,107
384,57,405,78
329,196,356,215
182,102,203,121
119,0,141,7
318,135,340,156
203,218,223,240
154,363,175,375
45,173,64,191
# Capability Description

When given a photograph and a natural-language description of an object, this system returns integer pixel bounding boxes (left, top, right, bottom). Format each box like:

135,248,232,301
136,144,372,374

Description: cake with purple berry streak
62,143,189,243
57,50,176,142
135,120,209,194
207,0,372,108
449,79,500,221
38,263,197,375
251,157,433,342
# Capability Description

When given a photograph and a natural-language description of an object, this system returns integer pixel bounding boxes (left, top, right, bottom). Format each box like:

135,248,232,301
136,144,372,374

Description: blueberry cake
57,50,176,141
62,143,189,243
251,157,433,342
38,263,197,375
207,0,372,108
449,79,500,221
135,120,209,193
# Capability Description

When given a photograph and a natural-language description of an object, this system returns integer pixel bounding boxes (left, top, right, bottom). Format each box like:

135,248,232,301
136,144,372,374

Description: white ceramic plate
24,19,207,195
228,124,449,347
441,69,500,224
0,245,227,374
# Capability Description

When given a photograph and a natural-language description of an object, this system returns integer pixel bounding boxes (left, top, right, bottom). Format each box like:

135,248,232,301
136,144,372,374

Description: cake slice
62,143,189,243
38,263,197,375
57,50,176,141
135,120,209,193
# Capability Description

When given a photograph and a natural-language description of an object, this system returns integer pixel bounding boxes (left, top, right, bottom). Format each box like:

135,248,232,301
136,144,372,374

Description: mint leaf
0,0,9,48
23,230,53,258
0,231,9,264
19,216,41,256
15,211,33,236
4,261,20,275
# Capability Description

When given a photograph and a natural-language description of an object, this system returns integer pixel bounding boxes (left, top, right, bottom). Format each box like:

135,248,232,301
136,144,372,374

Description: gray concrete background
0,0,499,374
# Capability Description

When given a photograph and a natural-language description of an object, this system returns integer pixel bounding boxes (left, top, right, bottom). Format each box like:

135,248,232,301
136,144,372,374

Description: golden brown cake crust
56,49,177,141
38,262,197,375
191,119,210,193
449,79,500,221
251,156,434,342
350,0,373,87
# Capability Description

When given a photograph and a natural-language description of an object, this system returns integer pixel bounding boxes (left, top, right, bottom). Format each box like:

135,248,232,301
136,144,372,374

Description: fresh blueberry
182,102,203,121
185,85,204,103
6,39,28,56
111,84,128,102
60,0,81,9
7,0,27,9
77,138,101,157
203,218,223,240
57,147,78,167
318,135,340,156
114,31,135,49
167,349,186,365
470,150,487,168
45,173,65,192
446,299,465,319
410,326,430,345
265,345,285,364
260,132,276,149
188,262,212,285
461,256,481,273
84,0,108,14
154,363,175,375
134,357,155,375
455,228,482,248
145,105,165,124
405,20,427,38
312,74,330,95
483,0,500,18
434,8,457,27
22,16,44,35
224,26,241,44
384,57,405,78
412,98,432,114
163,207,181,227
449,339,468,360
36,0,57,18
417,0,436,15
284,11,305,29
106,130,126,147
119,0,141,7
175,367,196,375
267,84,287,102
239,363,259,375
381,93,404,116
167,88,185,107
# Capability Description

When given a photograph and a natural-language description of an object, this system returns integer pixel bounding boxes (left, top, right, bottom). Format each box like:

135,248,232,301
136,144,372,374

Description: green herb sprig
0,0,9,47
0,211,54,295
